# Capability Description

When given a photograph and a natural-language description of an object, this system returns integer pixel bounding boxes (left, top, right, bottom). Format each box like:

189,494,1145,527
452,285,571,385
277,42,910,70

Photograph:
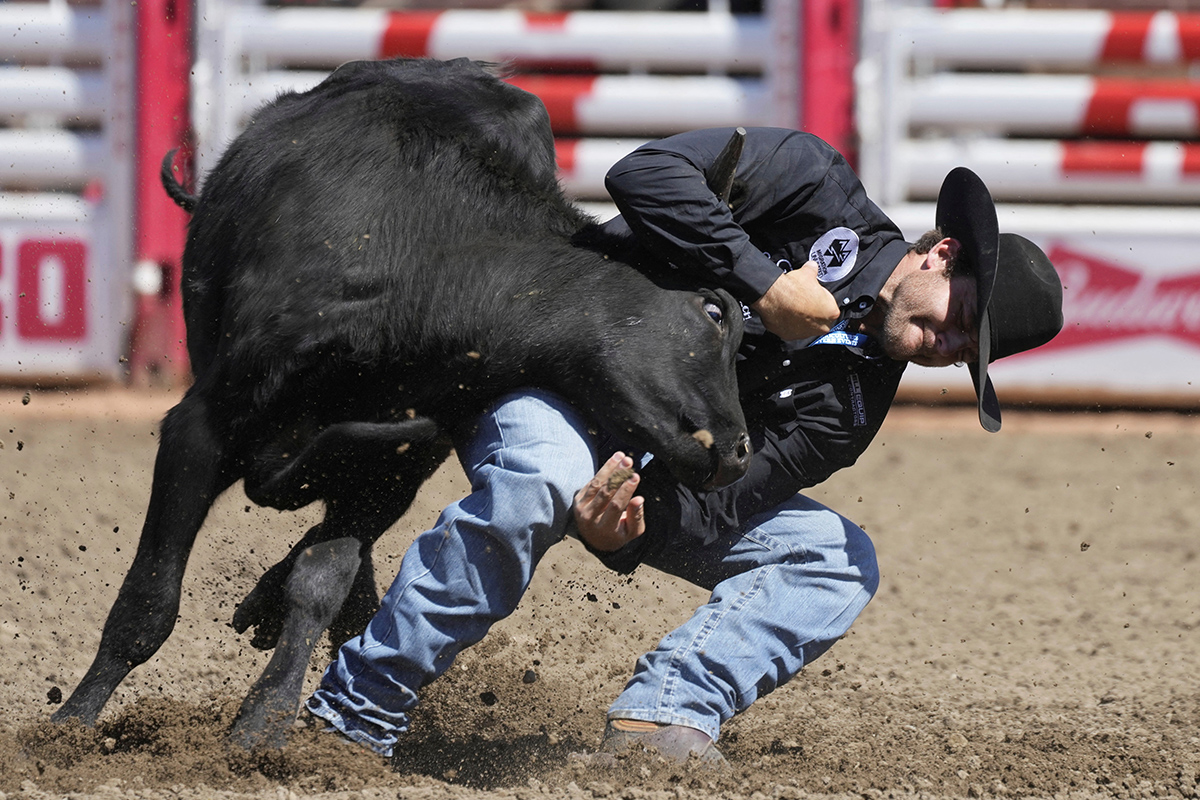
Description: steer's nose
735,431,751,465
708,430,753,489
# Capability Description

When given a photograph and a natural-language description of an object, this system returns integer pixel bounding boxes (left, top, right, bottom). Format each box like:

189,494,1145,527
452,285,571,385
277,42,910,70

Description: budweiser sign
1041,244,1200,352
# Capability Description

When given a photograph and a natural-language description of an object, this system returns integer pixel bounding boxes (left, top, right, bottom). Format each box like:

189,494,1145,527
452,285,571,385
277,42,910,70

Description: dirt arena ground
2,387,1198,800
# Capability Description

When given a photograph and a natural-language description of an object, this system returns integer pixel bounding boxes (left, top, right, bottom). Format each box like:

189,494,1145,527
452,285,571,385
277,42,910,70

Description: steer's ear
708,127,746,207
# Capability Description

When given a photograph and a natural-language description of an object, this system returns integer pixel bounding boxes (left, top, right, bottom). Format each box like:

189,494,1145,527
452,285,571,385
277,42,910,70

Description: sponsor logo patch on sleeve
810,227,859,283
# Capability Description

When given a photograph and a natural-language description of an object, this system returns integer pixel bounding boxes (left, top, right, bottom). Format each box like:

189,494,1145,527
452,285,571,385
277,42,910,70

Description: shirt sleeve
604,127,845,306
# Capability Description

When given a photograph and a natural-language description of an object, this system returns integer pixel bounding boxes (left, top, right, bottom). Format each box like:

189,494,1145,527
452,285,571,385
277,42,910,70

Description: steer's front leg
54,394,232,726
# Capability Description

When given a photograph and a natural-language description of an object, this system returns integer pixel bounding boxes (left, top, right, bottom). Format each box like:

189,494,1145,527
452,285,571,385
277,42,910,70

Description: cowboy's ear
928,237,961,272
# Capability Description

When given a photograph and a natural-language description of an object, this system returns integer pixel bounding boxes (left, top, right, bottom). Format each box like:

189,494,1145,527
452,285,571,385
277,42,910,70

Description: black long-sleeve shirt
592,128,914,572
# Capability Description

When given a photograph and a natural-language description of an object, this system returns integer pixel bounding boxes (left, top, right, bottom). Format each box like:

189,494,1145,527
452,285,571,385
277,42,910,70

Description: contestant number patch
810,227,859,283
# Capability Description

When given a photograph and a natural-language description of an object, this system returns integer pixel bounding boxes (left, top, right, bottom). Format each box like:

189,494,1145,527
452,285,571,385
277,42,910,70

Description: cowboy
306,127,1064,764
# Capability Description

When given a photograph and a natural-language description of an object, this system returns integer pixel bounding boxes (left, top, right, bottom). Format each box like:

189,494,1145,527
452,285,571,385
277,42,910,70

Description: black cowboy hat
935,167,1064,433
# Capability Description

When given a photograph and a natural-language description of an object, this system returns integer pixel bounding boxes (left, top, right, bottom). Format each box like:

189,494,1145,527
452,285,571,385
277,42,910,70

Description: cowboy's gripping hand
573,452,646,552
751,260,841,341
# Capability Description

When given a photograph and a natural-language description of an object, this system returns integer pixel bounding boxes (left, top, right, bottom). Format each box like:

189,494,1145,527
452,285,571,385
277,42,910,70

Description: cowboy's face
879,239,979,368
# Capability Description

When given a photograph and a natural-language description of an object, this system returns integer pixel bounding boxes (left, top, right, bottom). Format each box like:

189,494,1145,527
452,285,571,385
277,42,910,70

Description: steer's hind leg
229,438,451,749
228,536,362,750
227,511,397,749
327,546,379,654
232,521,336,651
53,393,233,725
233,529,379,654
233,523,378,653
234,427,450,650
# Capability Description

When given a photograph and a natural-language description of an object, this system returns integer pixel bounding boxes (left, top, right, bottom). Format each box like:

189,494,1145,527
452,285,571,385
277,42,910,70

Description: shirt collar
826,238,910,321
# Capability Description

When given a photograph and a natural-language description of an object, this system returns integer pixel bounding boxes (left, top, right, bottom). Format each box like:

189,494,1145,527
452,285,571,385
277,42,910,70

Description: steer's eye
703,302,723,324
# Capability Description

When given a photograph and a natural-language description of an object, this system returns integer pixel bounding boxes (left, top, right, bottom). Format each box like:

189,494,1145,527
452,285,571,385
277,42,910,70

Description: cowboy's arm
575,357,904,572
604,128,842,339
573,434,808,573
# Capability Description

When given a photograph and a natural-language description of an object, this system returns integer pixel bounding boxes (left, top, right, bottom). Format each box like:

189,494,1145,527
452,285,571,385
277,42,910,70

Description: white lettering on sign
1041,244,1200,351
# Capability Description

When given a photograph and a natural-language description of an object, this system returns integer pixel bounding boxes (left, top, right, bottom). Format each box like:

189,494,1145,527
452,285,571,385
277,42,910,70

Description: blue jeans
306,390,878,756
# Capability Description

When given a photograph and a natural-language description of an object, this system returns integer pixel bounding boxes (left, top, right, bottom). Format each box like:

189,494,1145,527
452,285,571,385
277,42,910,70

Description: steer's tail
161,149,198,213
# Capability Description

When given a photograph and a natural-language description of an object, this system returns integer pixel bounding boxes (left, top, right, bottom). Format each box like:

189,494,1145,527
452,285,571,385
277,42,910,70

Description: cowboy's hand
751,260,841,341
573,452,646,552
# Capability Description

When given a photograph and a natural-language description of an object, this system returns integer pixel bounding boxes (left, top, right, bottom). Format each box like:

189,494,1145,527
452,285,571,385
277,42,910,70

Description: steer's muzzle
704,430,752,490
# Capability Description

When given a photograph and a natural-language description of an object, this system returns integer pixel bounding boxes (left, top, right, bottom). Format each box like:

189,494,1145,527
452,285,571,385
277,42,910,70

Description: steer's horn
708,126,746,206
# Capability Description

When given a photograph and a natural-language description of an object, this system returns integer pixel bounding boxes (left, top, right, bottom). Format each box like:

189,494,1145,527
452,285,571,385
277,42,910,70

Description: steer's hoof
232,592,286,650
227,710,292,751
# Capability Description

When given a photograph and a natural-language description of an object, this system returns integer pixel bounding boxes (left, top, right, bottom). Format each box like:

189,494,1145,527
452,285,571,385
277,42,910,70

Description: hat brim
936,167,1001,432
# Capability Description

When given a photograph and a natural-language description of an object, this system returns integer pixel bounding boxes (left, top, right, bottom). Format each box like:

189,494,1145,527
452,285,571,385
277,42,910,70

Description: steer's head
579,285,751,490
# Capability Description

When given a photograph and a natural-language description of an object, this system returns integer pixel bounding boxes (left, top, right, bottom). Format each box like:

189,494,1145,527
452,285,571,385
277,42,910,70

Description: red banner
1045,244,1200,351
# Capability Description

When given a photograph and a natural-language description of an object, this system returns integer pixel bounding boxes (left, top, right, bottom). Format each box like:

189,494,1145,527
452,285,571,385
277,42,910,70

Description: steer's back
184,58,592,397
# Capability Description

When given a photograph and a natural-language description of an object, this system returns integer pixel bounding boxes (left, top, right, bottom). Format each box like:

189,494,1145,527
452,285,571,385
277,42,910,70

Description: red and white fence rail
0,0,134,382
234,7,769,71
192,0,860,220
902,9,1200,69
901,139,1200,205
0,68,108,124
909,75,1200,140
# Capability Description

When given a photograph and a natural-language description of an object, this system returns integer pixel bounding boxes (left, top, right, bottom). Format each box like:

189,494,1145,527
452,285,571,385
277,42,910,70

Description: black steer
54,58,751,748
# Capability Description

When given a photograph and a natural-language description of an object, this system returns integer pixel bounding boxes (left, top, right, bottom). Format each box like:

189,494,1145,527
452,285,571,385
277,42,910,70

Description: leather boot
600,718,726,765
